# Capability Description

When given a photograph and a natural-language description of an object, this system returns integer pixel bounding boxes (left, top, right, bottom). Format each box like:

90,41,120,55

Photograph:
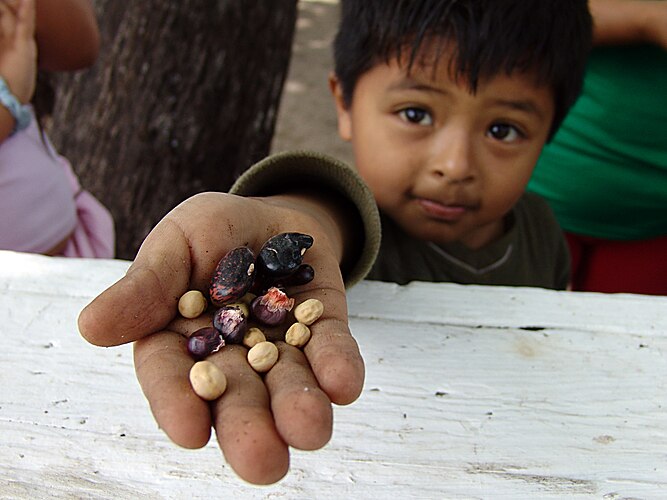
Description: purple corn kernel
213,305,248,344
209,246,256,307
276,263,315,287
250,287,295,326
187,327,224,359
256,233,313,278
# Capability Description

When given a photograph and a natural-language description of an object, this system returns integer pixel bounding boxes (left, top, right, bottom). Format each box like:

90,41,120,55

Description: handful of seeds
179,233,325,401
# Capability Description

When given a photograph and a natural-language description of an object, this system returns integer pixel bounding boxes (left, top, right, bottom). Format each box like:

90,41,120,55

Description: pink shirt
0,112,77,253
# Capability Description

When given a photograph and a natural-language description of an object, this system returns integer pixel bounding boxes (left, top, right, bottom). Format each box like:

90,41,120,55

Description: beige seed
285,322,311,347
243,327,266,348
293,298,324,325
247,341,279,372
226,301,250,318
189,360,227,400
240,292,257,305
178,290,208,319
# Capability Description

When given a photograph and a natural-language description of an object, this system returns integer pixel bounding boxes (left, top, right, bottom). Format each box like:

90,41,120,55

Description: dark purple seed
250,287,294,326
276,263,315,287
187,327,224,359
209,246,256,306
213,305,248,344
256,232,313,278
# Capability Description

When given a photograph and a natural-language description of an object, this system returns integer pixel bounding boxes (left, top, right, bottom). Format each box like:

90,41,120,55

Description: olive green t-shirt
368,192,569,290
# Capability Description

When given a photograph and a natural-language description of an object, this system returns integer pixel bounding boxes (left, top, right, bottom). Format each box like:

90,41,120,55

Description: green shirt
528,44,667,240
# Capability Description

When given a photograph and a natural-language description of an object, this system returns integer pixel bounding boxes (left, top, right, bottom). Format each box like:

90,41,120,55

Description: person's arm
34,0,99,70
0,0,36,141
589,0,667,49
78,152,381,485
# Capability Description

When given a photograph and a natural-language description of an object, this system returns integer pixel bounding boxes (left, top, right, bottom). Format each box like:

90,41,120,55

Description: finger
210,344,290,485
133,331,212,448
78,217,192,346
286,247,366,406
15,0,34,40
78,193,266,347
0,2,16,39
264,341,333,450
304,293,365,406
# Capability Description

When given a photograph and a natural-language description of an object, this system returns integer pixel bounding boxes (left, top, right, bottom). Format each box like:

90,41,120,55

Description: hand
642,1,667,50
0,0,36,103
590,0,667,50
78,192,365,485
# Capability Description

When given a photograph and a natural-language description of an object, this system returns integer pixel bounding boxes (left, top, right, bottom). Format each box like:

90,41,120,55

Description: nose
428,129,475,183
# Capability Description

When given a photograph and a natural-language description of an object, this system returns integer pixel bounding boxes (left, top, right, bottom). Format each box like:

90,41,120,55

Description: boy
78,0,592,485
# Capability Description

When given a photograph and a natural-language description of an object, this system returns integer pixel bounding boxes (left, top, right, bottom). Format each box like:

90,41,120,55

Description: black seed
256,233,313,278
276,264,315,287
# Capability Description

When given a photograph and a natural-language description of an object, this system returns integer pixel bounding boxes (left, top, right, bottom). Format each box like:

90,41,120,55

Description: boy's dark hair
333,0,593,139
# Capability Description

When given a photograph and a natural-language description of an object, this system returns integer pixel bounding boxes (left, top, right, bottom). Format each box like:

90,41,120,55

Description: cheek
356,162,408,208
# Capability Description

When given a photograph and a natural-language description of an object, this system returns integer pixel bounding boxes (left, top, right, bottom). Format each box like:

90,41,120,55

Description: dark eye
488,123,522,142
398,107,433,126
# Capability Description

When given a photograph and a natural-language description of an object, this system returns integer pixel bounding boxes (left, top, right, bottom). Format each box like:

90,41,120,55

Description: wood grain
1,250,666,498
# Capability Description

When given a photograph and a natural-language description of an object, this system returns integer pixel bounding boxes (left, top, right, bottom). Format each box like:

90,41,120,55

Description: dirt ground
272,0,354,166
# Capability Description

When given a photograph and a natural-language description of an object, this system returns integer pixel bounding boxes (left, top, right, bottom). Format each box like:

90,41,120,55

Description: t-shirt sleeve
229,150,381,288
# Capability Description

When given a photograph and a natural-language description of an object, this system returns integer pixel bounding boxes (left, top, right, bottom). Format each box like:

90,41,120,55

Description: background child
528,0,667,295
78,0,593,485
0,0,114,257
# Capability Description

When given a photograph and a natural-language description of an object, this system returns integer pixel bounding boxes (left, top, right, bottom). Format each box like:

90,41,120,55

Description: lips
416,197,475,222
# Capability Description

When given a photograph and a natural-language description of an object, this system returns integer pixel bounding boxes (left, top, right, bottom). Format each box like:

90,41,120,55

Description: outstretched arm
78,152,379,485
0,0,36,139
589,0,667,49
34,0,99,70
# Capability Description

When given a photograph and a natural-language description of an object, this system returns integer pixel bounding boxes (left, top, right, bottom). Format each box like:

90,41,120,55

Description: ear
328,72,352,142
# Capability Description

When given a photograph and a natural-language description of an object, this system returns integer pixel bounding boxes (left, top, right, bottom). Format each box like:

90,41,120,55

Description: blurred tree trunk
48,0,298,259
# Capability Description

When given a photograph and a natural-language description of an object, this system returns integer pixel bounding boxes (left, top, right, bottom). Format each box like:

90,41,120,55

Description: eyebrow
491,98,546,121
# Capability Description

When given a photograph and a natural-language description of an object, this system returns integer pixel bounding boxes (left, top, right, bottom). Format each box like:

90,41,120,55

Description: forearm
35,0,100,70
590,0,667,46
229,151,381,287
0,107,15,142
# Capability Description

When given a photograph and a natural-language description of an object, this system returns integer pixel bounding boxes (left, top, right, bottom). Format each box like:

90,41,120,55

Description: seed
256,232,313,278
225,301,249,318
209,246,256,306
285,322,311,347
189,361,227,400
276,264,315,287
250,287,295,326
213,305,248,344
293,298,324,325
247,341,279,372
239,292,257,305
243,327,266,348
178,290,208,319
187,327,224,359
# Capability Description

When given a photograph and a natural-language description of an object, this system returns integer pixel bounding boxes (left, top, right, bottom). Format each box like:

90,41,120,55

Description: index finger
78,192,255,347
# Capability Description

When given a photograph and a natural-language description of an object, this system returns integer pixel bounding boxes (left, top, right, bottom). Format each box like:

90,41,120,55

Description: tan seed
243,327,266,348
285,322,311,347
189,361,227,400
293,298,324,325
178,290,208,319
247,341,279,372
226,301,249,318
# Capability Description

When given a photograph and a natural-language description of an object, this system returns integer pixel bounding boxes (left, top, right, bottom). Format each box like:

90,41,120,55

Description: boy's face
330,50,555,249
